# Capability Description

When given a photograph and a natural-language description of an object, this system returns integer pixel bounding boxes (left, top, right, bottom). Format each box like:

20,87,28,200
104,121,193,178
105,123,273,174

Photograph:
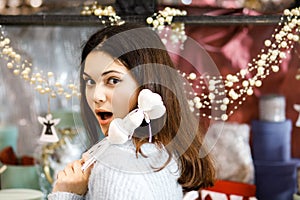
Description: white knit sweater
48,141,183,200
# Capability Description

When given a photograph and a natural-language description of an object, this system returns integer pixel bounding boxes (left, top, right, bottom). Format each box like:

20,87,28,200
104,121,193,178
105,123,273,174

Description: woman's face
83,51,139,135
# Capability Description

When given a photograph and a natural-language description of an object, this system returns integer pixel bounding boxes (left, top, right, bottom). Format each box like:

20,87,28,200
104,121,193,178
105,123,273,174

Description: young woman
48,23,215,200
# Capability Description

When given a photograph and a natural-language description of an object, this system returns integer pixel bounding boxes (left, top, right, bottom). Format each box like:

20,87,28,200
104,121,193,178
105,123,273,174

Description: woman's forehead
84,51,128,75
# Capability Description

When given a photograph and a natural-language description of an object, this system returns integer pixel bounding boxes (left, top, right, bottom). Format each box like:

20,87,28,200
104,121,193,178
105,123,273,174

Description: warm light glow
28,0,43,8
181,0,192,5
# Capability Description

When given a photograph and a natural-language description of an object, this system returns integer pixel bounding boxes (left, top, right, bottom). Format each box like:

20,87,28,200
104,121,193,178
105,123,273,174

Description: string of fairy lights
146,6,187,49
1,5,300,120
184,7,300,120
0,28,81,103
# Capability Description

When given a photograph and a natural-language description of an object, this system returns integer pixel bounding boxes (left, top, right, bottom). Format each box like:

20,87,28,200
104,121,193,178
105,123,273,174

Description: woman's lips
95,109,113,126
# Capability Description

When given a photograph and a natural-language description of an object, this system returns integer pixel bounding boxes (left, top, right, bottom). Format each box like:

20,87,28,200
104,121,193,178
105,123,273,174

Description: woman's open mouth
96,111,113,125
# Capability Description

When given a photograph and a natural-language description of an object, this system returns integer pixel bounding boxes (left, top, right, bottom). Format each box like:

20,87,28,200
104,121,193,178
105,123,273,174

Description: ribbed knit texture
48,142,183,200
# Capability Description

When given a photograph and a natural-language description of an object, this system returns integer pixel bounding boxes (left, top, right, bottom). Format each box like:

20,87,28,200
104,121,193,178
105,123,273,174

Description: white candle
294,104,300,127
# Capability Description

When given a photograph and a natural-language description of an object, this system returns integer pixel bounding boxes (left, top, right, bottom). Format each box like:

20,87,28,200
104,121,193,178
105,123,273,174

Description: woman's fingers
52,159,93,195
63,163,74,175
81,151,90,162
57,170,66,179
73,160,85,175
73,159,94,179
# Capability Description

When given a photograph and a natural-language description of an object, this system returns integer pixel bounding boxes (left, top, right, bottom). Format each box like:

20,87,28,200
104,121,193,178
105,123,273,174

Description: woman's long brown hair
80,23,215,192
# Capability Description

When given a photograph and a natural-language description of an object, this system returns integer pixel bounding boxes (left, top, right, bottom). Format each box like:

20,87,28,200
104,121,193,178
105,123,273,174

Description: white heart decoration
107,89,166,145
138,89,166,119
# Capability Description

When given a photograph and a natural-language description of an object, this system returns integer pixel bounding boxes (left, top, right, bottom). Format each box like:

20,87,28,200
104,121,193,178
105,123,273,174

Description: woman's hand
52,158,94,195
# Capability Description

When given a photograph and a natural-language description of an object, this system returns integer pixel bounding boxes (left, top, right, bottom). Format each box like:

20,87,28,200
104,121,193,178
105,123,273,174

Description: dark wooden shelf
173,15,282,25
0,14,283,26
0,6,283,26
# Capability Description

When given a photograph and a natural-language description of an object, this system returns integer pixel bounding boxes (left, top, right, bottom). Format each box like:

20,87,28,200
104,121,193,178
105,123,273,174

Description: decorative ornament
80,2,124,26
0,26,80,101
81,89,166,171
108,89,166,144
183,7,300,121
294,104,300,127
38,91,61,143
146,7,187,49
38,113,60,143
37,128,81,184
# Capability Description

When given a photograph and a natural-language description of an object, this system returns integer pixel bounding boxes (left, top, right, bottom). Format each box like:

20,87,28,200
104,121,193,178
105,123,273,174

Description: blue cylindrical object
251,120,292,161
254,160,299,200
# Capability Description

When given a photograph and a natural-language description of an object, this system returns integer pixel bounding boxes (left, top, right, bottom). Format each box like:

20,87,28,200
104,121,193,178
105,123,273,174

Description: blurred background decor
0,1,299,199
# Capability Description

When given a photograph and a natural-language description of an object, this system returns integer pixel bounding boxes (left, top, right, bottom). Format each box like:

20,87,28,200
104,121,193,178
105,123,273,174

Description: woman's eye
107,77,121,85
84,78,95,86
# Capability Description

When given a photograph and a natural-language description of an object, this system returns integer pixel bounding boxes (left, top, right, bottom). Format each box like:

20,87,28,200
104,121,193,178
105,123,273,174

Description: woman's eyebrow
83,70,125,79
101,70,124,76
83,72,91,78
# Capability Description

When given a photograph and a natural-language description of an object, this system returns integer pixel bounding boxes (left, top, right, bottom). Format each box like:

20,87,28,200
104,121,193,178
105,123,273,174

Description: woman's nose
93,84,106,103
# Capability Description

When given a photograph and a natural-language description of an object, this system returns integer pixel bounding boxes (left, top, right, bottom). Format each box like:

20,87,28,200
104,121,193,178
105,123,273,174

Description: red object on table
0,146,35,166
0,146,18,165
20,156,35,165
201,180,256,200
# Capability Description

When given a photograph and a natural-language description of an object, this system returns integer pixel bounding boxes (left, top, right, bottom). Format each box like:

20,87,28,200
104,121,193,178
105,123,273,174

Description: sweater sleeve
47,192,84,200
